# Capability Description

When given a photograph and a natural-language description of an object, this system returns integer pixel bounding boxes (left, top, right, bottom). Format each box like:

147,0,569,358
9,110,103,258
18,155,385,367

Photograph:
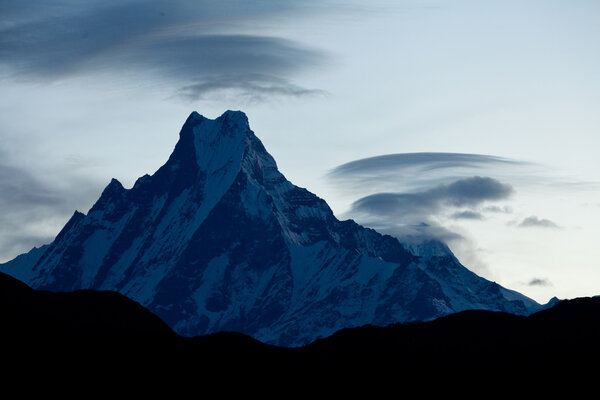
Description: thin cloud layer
351,176,513,220
328,153,542,274
518,216,560,229
177,74,327,102
338,175,513,276
0,156,103,262
0,1,326,101
342,176,513,248
0,163,64,209
329,152,527,190
368,222,465,246
450,210,484,220
482,205,513,214
331,152,523,176
528,278,552,287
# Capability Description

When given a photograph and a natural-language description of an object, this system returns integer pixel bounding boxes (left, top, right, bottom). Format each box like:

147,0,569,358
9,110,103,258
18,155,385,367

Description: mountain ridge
1,110,540,346
2,270,597,370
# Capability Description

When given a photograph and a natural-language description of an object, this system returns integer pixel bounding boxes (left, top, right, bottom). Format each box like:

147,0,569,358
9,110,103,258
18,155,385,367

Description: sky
1,0,599,304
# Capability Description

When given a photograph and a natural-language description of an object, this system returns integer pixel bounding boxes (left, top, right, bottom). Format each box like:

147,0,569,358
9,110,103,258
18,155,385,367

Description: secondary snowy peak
0,110,541,347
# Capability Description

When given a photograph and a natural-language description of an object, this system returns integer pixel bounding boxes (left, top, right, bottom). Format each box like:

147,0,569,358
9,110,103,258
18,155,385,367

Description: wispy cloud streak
0,153,103,262
518,216,560,229
0,1,327,101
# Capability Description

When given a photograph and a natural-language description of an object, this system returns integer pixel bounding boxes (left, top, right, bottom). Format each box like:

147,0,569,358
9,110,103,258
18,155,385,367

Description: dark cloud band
330,152,526,179
351,176,513,219
0,1,326,100
528,278,552,287
177,74,327,102
341,176,512,246
450,210,484,220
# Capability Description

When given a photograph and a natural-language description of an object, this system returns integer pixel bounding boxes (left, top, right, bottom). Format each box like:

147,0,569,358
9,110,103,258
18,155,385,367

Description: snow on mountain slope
0,110,540,346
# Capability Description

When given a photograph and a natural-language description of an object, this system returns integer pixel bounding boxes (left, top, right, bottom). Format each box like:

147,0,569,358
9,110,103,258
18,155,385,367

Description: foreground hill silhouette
2,271,599,376
0,272,289,366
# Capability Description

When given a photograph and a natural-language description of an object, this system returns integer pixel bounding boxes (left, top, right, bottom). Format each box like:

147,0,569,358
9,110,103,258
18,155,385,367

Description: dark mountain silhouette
2,271,599,378
305,296,600,366
1,270,175,357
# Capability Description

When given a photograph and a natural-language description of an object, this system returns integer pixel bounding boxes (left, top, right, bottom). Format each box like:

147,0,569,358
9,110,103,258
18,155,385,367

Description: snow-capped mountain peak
0,110,540,346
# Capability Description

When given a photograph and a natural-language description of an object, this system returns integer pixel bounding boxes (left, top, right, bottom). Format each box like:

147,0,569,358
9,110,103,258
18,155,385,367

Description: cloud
0,153,103,262
330,152,524,177
328,153,529,276
518,216,560,229
0,163,64,209
328,153,528,191
482,205,513,214
351,176,513,220
0,1,326,101
372,223,464,245
177,74,327,102
450,210,484,220
582,202,600,208
342,176,512,249
528,278,552,287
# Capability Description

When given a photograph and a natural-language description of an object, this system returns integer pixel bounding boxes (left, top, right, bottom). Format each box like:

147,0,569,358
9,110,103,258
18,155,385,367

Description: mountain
3,270,598,384
0,271,282,366
303,296,600,369
0,110,540,346
0,271,176,350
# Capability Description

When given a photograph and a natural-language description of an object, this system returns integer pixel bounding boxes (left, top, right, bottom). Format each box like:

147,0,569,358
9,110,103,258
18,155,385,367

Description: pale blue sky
1,0,599,303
